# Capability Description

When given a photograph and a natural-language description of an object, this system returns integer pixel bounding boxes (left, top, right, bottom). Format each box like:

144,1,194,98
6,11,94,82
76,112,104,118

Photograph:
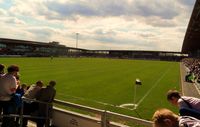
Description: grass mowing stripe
0,58,180,119
57,92,116,107
136,65,172,107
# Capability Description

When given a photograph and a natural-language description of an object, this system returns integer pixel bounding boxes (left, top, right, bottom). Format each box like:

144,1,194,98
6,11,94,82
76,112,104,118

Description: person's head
36,80,44,87
167,90,181,106
49,80,56,87
0,64,5,74
152,108,179,127
7,65,19,76
21,84,27,89
15,75,20,86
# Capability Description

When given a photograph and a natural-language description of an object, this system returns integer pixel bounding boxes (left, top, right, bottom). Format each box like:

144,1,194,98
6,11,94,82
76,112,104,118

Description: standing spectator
23,80,43,99
0,64,5,118
152,108,200,127
22,80,43,127
167,90,200,119
35,80,56,127
0,65,19,127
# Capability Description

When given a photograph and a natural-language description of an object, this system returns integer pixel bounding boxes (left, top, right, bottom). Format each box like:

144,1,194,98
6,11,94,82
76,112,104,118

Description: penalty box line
136,65,172,107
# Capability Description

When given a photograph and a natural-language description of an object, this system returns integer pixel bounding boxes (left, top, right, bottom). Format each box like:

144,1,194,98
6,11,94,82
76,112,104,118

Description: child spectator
16,83,27,96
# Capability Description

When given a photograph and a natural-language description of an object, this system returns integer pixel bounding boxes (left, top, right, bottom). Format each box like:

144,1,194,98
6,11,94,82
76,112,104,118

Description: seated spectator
167,90,200,119
35,80,56,127
152,108,200,127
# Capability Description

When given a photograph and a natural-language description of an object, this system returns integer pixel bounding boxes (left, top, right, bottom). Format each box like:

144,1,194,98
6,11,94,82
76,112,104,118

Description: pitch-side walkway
180,63,200,98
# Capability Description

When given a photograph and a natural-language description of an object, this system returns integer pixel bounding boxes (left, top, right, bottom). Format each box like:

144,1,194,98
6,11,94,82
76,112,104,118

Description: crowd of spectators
182,58,200,83
0,64,56,127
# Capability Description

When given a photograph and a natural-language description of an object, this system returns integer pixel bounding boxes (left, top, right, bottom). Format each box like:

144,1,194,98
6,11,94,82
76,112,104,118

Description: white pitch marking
136,66,171,107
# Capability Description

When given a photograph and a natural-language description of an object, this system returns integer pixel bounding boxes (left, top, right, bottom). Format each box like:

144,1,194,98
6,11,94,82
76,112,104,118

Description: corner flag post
134,78,142,109
134,82,137,109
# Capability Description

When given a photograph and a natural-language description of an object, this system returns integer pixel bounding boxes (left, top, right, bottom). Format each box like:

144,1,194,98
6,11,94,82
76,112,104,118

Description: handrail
21,97,52,127
0,97,52,127
106,111,153,126
22,97,52,105
1,98,153,127
53,99,105,114
53,99,153,127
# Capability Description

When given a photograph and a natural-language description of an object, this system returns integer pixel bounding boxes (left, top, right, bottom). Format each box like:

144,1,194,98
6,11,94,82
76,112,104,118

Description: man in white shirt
0,65,19,127
23,80,43,99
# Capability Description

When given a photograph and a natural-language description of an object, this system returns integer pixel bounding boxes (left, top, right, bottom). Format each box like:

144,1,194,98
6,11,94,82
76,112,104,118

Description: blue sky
0,0,196,51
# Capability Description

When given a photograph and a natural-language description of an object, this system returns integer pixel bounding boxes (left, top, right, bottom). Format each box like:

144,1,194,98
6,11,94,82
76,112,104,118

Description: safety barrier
0,98,152,127
52,99,153,127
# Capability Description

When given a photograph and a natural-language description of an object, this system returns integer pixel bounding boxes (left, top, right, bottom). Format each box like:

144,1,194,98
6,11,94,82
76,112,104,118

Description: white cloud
0,8,7,15
0,0,196,51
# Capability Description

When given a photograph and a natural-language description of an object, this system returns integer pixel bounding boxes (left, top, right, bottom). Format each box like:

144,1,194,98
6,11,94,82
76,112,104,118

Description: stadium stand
181,60,200,97
0,38,184,61
182,0,200,57
180,0,200,98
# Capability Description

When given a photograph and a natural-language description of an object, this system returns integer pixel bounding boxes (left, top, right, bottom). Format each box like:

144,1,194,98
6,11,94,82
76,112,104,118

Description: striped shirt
178,96,200,111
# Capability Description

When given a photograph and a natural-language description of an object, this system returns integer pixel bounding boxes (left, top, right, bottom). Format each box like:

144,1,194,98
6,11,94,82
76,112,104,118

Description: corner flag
135,78,142,85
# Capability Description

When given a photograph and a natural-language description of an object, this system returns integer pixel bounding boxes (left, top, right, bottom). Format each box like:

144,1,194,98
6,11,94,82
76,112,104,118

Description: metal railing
53,99,153,127
1,98,152,127
0,97,52,127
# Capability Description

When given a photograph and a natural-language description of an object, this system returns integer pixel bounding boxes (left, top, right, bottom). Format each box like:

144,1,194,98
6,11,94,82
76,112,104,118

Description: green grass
0,57,180,120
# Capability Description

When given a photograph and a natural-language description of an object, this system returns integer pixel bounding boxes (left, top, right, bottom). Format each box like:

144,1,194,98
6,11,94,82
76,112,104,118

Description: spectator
0,65,19,127
36,80,56,102
35,80,56,127
167,90,200,119
0,64,5,118
15,74,20,89
182,58,200,82
0,64,5,76
152,108,200,127
23,80,43,99
16,83,27,97
22,80,43,127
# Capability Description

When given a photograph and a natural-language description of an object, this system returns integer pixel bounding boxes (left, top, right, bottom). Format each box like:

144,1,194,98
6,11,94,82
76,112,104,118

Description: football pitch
0,57,180,120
